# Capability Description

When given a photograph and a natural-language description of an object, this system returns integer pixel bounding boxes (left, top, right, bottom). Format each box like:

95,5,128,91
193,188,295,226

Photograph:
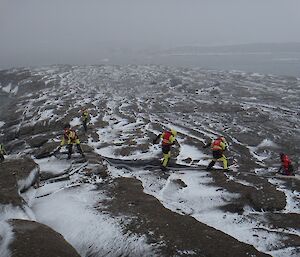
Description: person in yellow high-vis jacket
60,124,85,159
153,129,177,171
81,108,90,132
203,136,228,170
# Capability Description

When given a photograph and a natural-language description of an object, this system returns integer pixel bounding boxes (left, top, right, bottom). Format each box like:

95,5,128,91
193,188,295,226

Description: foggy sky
1,0,300,69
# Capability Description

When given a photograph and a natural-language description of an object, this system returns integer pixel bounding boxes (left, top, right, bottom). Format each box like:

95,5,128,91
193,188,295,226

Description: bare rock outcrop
0,158,39,205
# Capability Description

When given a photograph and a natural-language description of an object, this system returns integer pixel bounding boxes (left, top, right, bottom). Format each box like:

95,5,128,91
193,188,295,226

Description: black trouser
67,144,84,159
82,120,88,132
0,154,4,162
207,150,227,170
281,164,294,175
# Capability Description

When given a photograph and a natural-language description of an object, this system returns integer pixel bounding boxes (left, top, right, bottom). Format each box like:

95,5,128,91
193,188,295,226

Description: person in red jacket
153,129,178,171
278,153,294,176
203,136,228,171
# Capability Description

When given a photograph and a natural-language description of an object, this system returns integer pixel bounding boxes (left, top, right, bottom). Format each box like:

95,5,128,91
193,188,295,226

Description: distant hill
162,42,300,54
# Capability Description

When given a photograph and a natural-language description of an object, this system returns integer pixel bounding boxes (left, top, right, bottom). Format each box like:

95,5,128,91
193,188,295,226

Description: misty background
1,0,300,76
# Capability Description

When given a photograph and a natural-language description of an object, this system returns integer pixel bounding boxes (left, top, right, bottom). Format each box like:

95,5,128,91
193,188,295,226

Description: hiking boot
206,161,215,171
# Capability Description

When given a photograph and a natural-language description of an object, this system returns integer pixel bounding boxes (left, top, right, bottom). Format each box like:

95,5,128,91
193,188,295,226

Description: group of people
0,108,296,176
153,128,295,176
1,108,91,162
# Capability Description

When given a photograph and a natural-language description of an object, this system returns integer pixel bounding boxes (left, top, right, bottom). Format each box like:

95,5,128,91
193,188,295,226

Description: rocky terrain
0,65,299,257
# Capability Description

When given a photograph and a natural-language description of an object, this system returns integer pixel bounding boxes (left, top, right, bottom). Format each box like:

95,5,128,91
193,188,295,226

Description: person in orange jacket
203,136,228,171
278,153,294,176
153,129,178,171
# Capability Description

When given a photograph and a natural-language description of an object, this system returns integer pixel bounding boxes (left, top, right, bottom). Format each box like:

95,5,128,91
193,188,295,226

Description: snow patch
248,146,268,162
70,117,81,127
11,86,18,95
37,109,54,122
32,184,158,257
0,204,36,221
177,143,210,166
35,157,71,175
267,178,300,213
269,246,300,257
0,220,13,257
110,163,295,257
17,167,39,193
257,139,279,149
2,84,12,93
1,83,18,95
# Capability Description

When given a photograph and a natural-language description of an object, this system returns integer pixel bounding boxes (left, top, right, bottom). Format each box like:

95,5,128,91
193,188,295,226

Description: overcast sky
1,0,300,69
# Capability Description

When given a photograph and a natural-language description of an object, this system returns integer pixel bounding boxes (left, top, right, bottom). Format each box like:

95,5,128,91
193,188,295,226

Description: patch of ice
0,121,5,128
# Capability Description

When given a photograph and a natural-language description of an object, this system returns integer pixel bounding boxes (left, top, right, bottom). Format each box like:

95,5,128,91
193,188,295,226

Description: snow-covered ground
0,220,13,257
0,65,299,256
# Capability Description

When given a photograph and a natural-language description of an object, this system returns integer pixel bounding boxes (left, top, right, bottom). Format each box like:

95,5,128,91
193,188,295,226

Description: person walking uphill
153,129,178,171
81,108,90,132
278,153,294,176
60,124,85,159
0,143,7,162
203,136,228,171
